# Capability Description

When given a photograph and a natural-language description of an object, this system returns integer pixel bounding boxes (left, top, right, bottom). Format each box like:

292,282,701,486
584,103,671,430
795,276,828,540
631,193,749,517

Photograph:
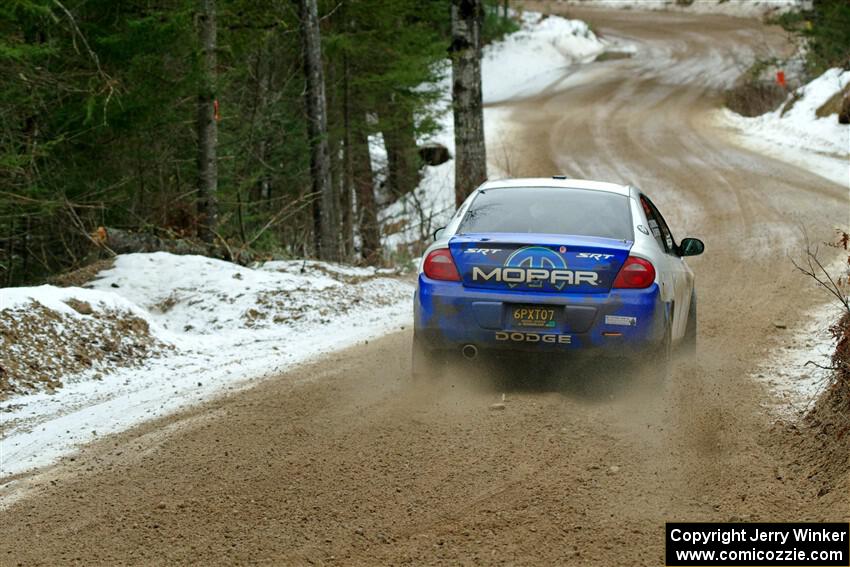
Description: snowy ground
719,69,848,411
1,254,413,477
560,0,808,18
482,13,609,104
715,67,850,188
755,301,844,416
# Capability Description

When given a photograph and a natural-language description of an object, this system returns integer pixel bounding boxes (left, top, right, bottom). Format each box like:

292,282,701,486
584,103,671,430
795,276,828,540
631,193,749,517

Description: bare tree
450,0,487,207
299,0,338,260
792,232,850,314
196,0,218,242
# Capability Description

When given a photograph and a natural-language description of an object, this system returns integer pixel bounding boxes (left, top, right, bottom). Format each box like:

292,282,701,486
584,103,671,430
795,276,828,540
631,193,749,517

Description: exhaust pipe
461,344,479,360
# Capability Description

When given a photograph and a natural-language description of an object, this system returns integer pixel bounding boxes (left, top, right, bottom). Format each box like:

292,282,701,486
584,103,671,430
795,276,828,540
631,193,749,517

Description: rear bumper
414,274,666,358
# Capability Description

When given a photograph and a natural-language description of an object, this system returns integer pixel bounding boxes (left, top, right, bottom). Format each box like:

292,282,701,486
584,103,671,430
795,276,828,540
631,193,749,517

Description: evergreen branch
52,0,116,122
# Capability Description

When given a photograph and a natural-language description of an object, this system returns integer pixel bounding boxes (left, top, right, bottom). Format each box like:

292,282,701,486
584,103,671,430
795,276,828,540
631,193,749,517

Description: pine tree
450,0,487,207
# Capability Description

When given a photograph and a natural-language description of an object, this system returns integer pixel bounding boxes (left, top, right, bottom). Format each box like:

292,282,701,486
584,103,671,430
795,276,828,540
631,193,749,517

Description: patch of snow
85,253,403,336
0,253,414,479
755,301,843,416
483,12,606,104
560,0,809,18
368,131,389,199
715,68,850,188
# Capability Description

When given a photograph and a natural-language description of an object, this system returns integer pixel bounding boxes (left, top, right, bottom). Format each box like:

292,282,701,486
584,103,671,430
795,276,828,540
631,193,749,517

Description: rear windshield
457,187,633,240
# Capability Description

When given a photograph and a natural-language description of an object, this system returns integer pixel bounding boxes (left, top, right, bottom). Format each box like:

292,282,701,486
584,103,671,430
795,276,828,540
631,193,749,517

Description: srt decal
464,248,500,255
605,315,637,327
496,331,572,344
576,252,614,261
471,246,598,290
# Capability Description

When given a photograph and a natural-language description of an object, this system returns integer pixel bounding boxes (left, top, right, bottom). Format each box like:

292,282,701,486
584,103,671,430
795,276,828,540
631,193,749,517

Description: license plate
510,305,558,329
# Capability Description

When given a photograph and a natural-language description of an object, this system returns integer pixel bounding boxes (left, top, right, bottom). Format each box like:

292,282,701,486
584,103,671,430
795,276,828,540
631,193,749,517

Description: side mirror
679,237,704,257
433,227,446,241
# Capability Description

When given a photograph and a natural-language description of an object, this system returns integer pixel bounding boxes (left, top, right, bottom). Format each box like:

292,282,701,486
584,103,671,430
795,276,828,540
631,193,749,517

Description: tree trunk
299,0,338,261
325,58,349,260
340,52,354,259
258,139,271,203
503,0,509,21
382,101,420,200
196,0,218,243
450,0,487,208
352,125,381,264
256,41,273,208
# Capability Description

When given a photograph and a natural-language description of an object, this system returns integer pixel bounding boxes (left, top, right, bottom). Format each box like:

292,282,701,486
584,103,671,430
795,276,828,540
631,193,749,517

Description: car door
640,195,694,341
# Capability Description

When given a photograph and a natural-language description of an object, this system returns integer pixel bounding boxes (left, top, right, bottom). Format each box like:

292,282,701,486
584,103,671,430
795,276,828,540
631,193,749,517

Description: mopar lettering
471,266,598,287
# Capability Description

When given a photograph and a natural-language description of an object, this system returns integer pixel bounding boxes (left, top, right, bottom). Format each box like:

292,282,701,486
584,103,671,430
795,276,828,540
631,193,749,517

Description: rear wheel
681,291,697,356
659,320,672,378
411,335,442,381
642,315,672,389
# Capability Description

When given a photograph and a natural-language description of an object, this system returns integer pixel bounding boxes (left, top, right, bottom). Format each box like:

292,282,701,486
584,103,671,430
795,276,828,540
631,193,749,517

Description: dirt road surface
2,7,847,566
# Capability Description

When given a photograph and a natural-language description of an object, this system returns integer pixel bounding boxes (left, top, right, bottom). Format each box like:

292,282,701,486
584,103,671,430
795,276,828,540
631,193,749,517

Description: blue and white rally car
412,177,704,378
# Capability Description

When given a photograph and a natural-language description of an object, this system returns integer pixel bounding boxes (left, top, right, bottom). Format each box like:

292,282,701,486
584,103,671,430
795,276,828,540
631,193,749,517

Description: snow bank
483,12,605,104
0,253,413,478
561,0,808,18
88,253,404,336
1,287,170,397
716,68,850,187
381,11,612,252
3,284,153,317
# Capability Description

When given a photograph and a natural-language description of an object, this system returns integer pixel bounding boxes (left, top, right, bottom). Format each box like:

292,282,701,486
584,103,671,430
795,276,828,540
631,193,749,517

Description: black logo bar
666,522,849,566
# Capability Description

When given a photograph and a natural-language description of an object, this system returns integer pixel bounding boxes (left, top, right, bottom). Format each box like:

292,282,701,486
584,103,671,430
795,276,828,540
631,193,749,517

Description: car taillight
423,249,461,281
613,256,656,289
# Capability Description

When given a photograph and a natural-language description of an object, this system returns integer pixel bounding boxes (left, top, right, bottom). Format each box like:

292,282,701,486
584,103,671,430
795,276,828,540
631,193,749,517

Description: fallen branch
91,226,240,263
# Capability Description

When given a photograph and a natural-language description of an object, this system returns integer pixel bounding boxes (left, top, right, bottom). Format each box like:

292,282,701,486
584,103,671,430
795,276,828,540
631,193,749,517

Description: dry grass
797,313,850,500
47,258,115,288
828,312,850,412
815,83,850,123
725,80,787,117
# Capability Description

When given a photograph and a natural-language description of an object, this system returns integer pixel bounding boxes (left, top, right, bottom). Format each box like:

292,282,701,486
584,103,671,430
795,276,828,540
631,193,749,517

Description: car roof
477,177,633,197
